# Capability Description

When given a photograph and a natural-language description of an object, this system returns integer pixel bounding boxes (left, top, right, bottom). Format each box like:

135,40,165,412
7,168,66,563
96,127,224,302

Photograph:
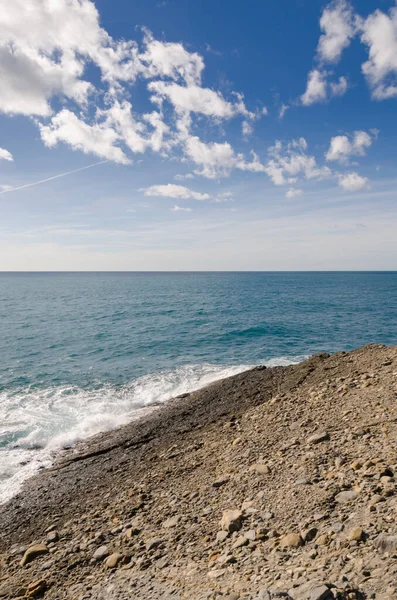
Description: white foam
0,357,306,504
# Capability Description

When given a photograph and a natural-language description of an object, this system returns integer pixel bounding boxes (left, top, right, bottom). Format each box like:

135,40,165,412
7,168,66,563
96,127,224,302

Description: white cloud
39,109,130,164
184,136,266,179
265,138,331,186
301,70,327,105
317,0,357,63
242,120,253,136
330,75,348,97
172,205,192,212
0,147,13,161
215,192,234,202
140,31,204,85
285,188,303,199
143,183,210,200
361,5,397,100
174,173,194,181
301,70,348,105
278,104,289,119
148,81,251,119
338,171,369,191
326,130,374,162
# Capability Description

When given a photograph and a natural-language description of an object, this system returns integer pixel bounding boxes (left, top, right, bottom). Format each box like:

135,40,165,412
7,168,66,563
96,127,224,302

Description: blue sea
1,271,397,503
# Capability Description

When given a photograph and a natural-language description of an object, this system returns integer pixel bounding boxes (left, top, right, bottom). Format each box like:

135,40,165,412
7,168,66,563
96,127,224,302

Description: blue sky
0,0,397,270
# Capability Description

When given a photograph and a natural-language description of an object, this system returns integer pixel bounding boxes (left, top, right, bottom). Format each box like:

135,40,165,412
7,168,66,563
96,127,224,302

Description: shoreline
1,344,397,599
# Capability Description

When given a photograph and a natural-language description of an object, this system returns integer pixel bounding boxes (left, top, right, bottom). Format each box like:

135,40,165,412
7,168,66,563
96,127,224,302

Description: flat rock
335,490,358,503
93,545,109,561
163,515,180,528
375,534,397,553
307,432,330,445
289,580,332,600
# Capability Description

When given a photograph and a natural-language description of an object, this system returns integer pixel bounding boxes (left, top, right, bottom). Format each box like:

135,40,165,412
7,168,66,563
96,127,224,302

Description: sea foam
0,357,305,504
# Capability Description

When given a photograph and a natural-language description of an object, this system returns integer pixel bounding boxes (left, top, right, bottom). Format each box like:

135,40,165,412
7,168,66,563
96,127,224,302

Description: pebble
163,515,180,528
92,545,109,561
348,526,363,542
105,552,123,569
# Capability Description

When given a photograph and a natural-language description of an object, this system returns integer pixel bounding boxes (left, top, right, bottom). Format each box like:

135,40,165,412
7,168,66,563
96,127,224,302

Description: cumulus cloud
317,0,357,63
0,147,13,161
0,0,259,170
148,81,251,119
301,70,348,105
264,138,331,186
285,188,303,199
338,172,369,191
361,5,397,100
143,183,210,200
183,136,265,179
326,130,374,162
39,109,130,164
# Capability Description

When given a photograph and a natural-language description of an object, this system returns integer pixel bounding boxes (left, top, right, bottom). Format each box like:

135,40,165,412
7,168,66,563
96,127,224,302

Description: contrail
0,160,108,195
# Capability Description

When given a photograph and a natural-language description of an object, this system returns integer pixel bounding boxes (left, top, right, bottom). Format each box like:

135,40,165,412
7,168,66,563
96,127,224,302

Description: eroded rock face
1,344,397,599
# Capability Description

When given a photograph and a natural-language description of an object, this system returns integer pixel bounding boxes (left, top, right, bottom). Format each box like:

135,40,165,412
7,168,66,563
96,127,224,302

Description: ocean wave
0,356,306,504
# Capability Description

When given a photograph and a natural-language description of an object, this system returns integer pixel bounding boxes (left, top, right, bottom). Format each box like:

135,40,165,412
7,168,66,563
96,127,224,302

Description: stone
289,580,332,600
368,494,384,508
246,529,256,541
20,545,49,567
315,533,330,546
26,579,47,597
93,545,109,561
213,478,229,488
216,530,229,543
207,569,225,579
375,534,397,553
46,531,59,544
163,515,180,528
348,527,363,542
219,510,243,533
280,533,303,548
105,553,123,569
146,538,164,551
232,536,248,549
307,432,330,445
302,527,318,543
249,463,271,475
335,490,358,504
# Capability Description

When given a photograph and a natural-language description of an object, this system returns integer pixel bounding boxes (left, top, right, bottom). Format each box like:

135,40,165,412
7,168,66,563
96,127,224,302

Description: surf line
0,160,108,195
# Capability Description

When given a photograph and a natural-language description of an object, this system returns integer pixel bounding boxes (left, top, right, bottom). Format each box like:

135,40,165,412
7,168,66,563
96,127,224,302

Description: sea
1,271,397,504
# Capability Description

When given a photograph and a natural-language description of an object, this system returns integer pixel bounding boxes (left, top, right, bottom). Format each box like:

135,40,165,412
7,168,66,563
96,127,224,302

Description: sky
0,0,397,270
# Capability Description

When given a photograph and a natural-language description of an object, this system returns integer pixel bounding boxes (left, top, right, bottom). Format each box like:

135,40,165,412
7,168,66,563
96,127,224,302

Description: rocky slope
1,344,397,600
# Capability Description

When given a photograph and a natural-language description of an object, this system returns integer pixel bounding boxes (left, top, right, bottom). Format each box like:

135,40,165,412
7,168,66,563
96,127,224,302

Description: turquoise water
1,271,397,502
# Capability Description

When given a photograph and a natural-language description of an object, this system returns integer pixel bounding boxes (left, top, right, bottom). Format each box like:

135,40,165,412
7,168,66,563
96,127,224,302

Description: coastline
1,344,397,599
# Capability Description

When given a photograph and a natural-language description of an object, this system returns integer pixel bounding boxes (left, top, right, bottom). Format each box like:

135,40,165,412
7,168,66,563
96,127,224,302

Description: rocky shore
1,344,397,599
